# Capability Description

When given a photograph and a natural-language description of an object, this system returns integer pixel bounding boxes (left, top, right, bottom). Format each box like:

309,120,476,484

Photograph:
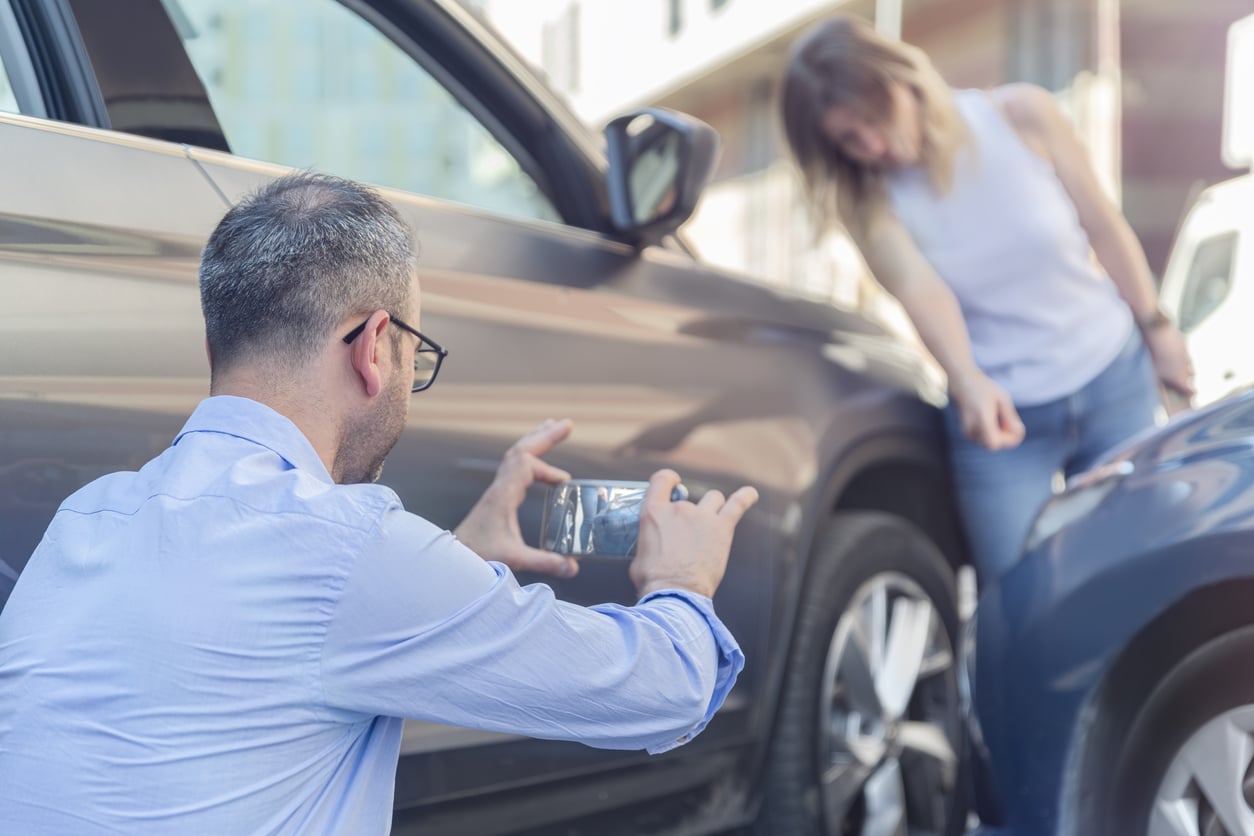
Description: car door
51,0,807,830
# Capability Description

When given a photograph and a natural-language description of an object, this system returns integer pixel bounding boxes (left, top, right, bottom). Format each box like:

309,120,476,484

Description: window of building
0,52,18,115
542,4,580,94
667,0,683,37
0,0,47,117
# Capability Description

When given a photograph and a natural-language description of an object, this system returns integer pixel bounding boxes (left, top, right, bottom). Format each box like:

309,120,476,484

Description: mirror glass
623,115,683,225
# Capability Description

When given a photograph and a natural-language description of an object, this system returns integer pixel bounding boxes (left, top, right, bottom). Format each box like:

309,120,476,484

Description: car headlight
1023,459,1134,553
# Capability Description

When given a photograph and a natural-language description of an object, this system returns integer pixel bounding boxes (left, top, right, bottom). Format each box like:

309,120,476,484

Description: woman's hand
1142,324,1195,403
949,371,1026,451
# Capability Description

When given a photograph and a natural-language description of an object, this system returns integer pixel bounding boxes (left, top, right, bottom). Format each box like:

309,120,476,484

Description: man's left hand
454,418,580,578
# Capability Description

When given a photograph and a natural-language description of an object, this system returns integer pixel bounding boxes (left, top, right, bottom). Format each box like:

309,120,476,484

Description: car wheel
755,511,967,836
1108,625,1254,836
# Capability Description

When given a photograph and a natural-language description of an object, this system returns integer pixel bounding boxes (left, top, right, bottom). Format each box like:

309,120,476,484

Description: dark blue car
966,387,1254,836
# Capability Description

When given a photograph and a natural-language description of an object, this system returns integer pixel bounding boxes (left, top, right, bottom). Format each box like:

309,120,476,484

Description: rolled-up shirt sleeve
318,505,744,754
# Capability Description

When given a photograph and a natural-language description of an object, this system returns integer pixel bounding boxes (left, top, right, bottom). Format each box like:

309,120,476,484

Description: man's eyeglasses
342,314,448,393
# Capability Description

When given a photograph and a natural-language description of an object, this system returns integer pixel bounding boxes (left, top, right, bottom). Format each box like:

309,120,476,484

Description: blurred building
1117,0,1250,268
477,0,1251,305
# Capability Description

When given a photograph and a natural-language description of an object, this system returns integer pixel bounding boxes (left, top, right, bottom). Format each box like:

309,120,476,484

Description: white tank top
885,88,1132,406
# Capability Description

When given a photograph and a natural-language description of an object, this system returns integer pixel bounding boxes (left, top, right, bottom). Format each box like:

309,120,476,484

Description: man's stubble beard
335,369,409,485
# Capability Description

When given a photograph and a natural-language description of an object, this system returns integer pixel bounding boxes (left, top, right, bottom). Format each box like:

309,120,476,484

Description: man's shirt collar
174,395,334,484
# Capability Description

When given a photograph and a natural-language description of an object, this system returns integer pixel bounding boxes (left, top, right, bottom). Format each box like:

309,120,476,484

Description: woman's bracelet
1136,307,1171,333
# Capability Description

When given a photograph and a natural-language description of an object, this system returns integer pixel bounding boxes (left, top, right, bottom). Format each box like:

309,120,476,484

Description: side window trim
345,0,567,222
11,0,106,125
68,0,229,152
0,0,46,116
348,0,617,230
425,0,612,232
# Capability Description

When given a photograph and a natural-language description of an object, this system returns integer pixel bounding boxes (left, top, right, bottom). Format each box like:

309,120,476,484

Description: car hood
1101,384,1254,472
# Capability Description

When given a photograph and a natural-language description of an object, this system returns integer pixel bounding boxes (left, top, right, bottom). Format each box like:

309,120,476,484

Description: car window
159,0,560,224
0,52,18,114
0,0,46,117
1178,231,1238,332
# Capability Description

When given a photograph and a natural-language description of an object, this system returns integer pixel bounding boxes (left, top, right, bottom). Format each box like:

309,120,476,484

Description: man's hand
950,371,1026,452
630,469,759,600
454,418,579,578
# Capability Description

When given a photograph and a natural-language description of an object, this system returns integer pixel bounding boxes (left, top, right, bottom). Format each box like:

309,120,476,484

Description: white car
1159,173,1254,406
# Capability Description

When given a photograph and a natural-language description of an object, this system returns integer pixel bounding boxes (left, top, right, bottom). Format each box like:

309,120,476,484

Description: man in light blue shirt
0,172,758,834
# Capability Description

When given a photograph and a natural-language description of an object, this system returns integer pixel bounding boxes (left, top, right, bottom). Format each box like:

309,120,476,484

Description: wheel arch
833,454,968,572
1070,577,1254,833
810,426,970,574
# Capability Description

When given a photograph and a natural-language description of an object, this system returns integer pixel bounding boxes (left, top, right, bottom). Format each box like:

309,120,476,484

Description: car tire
754,511,967,836
1106,625,1254,836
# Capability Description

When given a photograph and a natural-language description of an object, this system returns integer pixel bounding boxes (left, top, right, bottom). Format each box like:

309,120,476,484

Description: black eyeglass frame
342,314,448,393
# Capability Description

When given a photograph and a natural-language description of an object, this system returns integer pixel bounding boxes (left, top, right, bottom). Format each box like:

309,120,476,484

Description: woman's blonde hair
778,15,967,240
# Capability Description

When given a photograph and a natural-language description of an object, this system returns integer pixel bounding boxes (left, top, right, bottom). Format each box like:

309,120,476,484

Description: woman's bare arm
859,215,1024,449
995,83,1193,398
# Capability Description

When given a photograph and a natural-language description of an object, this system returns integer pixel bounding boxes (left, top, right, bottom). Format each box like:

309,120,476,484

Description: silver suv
0,1,970,833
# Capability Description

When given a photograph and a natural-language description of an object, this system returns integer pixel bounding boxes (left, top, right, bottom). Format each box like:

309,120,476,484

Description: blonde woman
780,16,1194,582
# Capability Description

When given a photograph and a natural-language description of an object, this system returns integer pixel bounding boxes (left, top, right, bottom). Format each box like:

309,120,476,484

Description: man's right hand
629,469,759,600
950,371,1026,451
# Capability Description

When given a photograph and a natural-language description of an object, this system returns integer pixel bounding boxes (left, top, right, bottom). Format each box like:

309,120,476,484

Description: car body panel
0,111,225,599
970,390,1254,835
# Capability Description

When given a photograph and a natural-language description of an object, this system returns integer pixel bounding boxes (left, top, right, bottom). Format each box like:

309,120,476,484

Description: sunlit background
5,1,1243,398
465,0,1251,358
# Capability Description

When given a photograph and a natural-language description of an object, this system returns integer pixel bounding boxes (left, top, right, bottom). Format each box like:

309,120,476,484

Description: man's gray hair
200,171,414,377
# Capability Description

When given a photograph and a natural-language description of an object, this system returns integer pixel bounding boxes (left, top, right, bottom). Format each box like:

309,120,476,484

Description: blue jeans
944,332,1161,583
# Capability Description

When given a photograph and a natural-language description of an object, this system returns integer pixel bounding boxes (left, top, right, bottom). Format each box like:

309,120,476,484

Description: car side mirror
604,107,720,247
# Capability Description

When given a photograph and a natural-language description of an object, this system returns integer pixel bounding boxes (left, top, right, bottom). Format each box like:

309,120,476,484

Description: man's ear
348,310,391,397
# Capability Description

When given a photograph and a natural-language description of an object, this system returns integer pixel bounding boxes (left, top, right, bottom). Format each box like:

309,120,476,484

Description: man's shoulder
218,465,406,537
312,479,407,533
56,444,405,539
57,467,151,517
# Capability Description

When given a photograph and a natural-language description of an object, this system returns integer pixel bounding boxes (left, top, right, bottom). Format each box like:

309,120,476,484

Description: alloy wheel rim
818,572,960,836
1151,706,1254,836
